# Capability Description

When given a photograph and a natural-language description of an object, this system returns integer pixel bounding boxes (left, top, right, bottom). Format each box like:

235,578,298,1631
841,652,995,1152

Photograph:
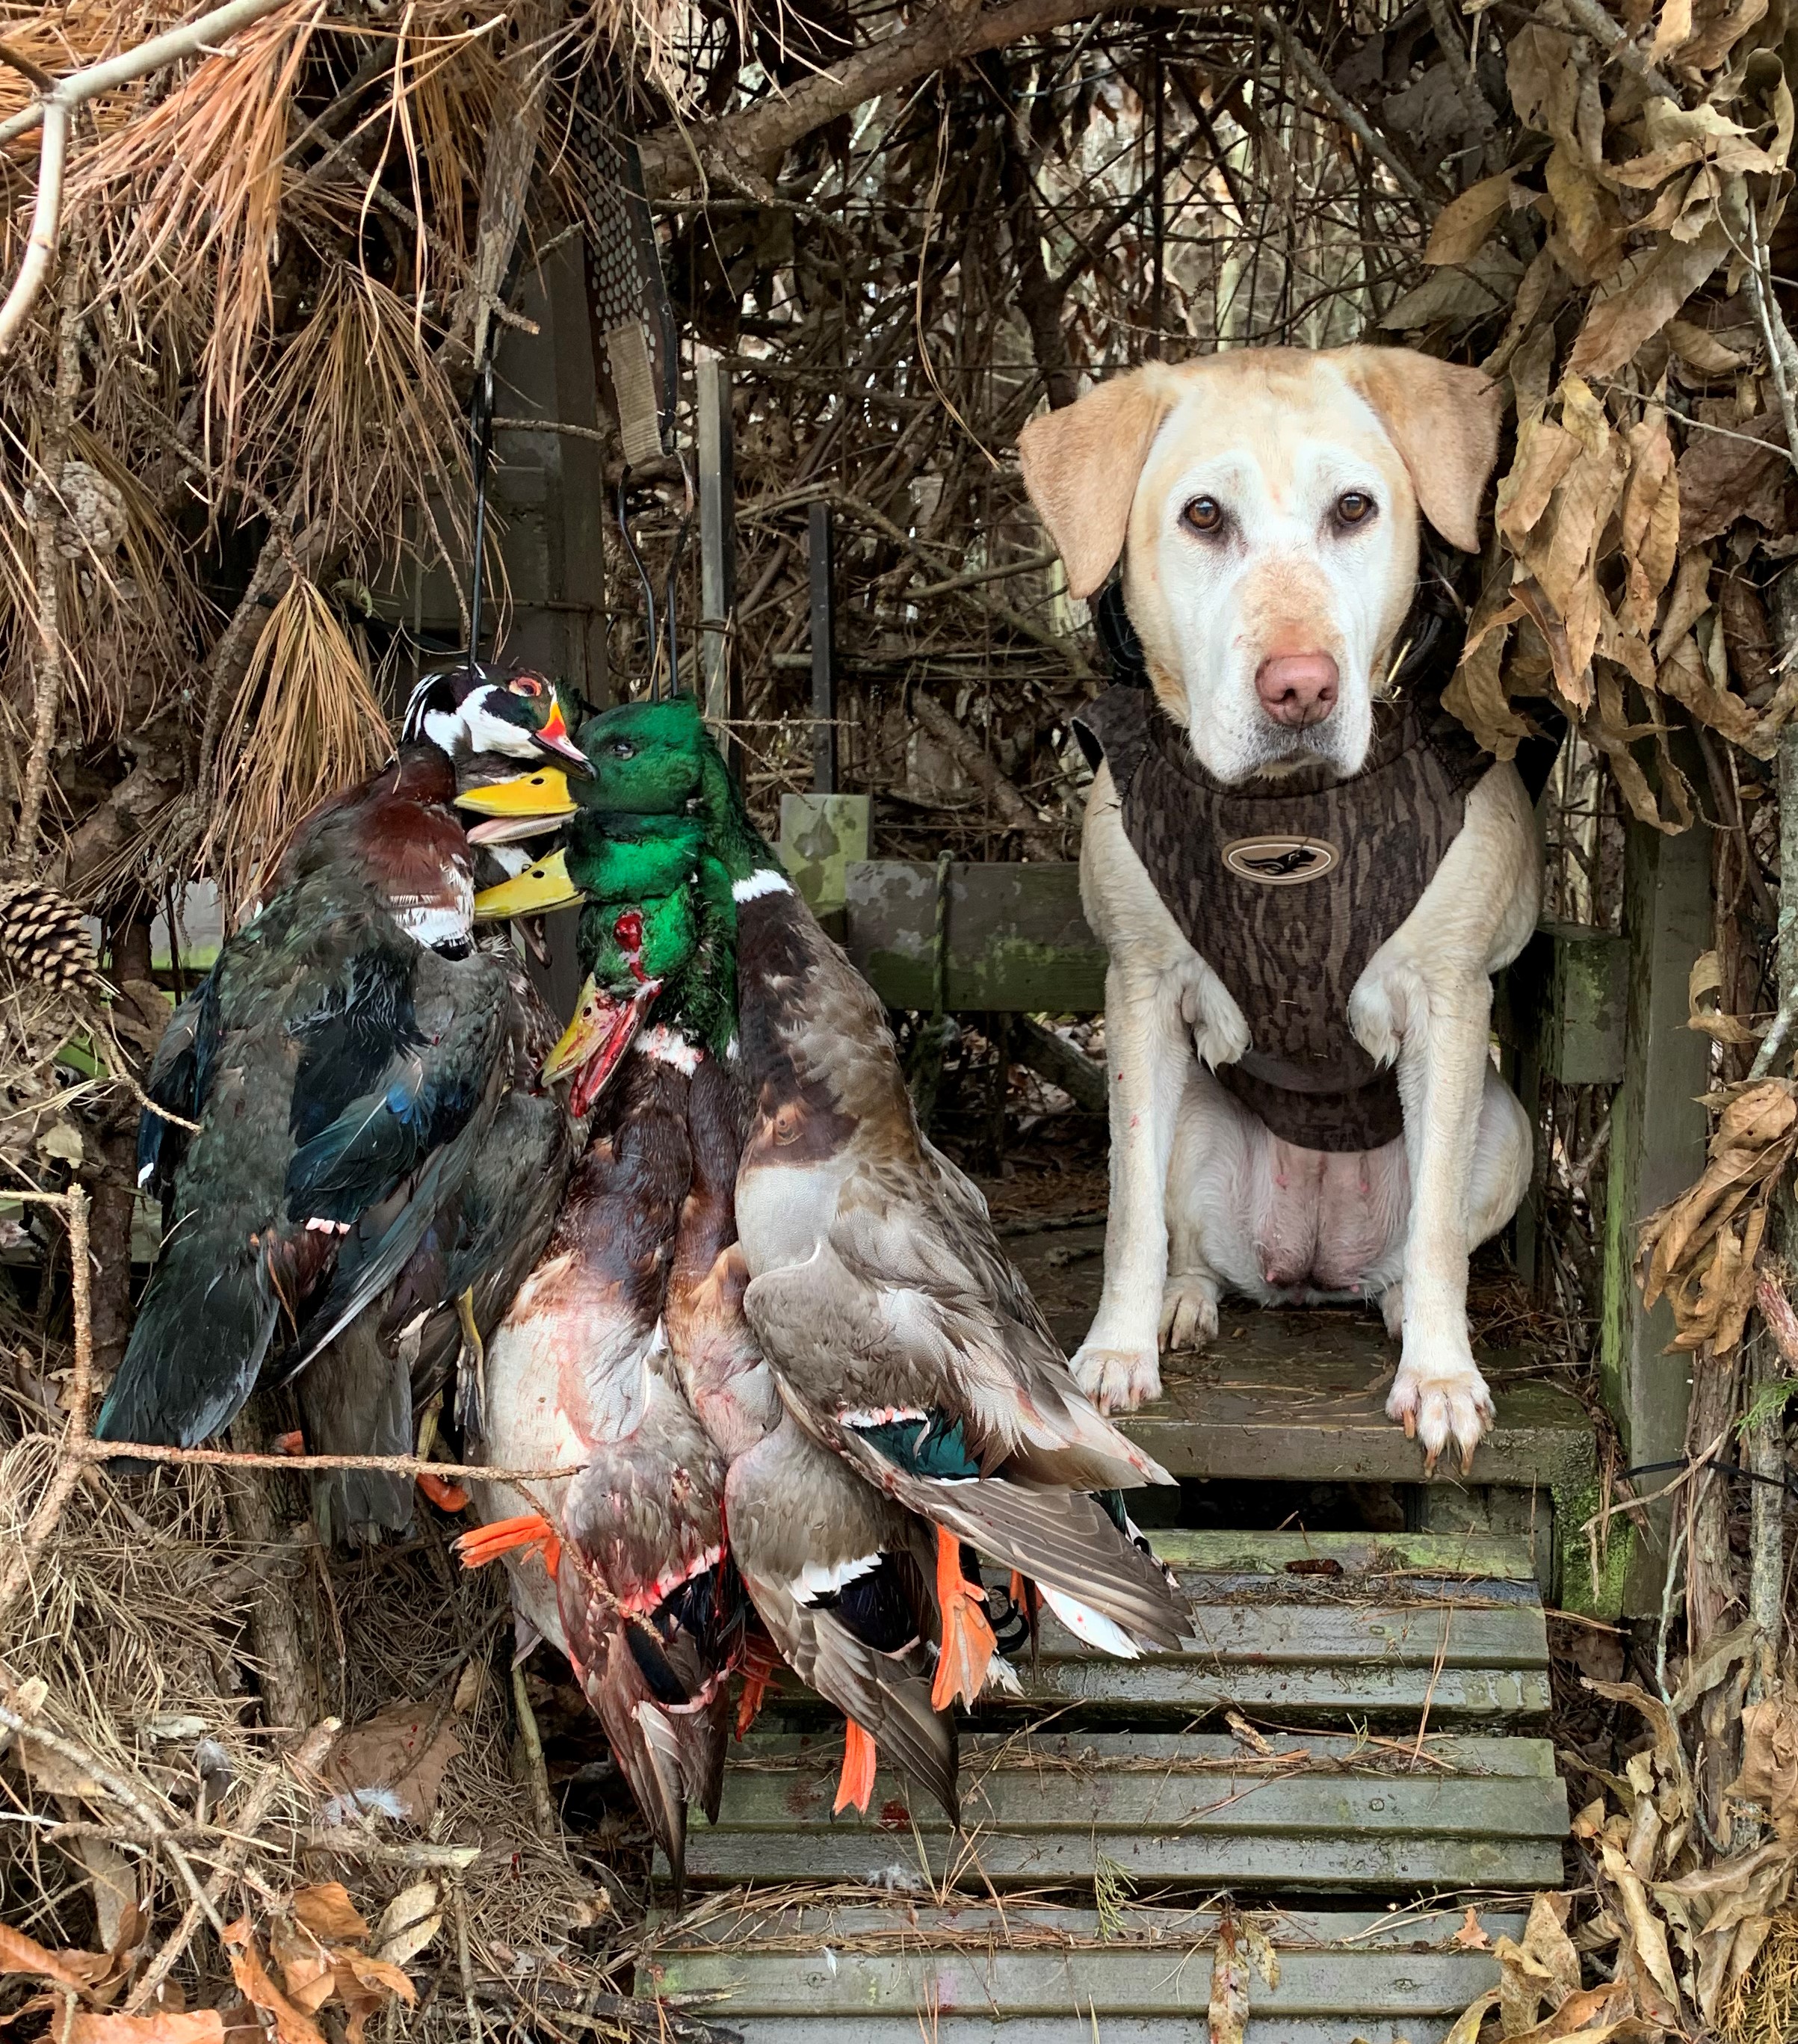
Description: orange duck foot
735,1632,782,1738
454,1511,561,1578
930,1524,997,1711
417,1472,471,1513
833,1720,877,1815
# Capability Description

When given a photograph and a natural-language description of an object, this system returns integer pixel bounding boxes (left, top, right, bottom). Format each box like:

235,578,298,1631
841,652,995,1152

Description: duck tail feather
95,1245,278,1448
877,1472,1188,1654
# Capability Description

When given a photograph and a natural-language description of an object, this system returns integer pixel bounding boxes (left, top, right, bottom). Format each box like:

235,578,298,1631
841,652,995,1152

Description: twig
1738,194,1798,484
74,1438,584,1483
1554,0,1681,101
13,268,82,874
1258,10,1433,210
128,1720,340,2013
451,1883,483,2044
0,0,295,351
510,1664,557,1839
301,1833,481,1868
910,690,1060,853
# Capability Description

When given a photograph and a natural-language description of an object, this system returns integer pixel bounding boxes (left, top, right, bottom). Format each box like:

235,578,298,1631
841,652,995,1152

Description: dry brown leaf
1729,1693,1798,1836
325,1705,462,1824
1508,23,1580,144
1618,409,1679,636
1650,0,1693,57
224,1936,327,2044
1568,223,1729,380
1440,1988,1500,2044
1664,316,1749,376
1678,414,1791,549
289,1886,369,1945
1425,170,1516,266
0,1924,108,1993
66,2018,226,2044
1208,1915,1249,2044
1453,1905,1492,1951
1499,419,1582,539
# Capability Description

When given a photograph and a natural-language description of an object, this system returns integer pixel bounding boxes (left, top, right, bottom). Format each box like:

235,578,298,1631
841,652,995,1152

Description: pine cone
0,882,102,994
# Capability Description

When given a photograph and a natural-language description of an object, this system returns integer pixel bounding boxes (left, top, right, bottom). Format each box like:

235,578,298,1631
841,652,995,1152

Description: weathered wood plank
843,859,1105,1012
1146,1528,1540,1580
779,793,871,916
646,1946,1510,2021
1601,790,1712,1617
1114,1313,1593,1493
643,1904,1525,2039
670,1730,1566,1889
679,1827,1563,1887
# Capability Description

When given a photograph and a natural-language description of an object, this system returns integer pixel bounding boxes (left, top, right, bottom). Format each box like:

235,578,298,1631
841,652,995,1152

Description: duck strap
1073,681,1490,1155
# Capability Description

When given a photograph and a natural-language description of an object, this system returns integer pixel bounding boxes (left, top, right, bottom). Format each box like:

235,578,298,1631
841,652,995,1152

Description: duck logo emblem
1222,835,1338,886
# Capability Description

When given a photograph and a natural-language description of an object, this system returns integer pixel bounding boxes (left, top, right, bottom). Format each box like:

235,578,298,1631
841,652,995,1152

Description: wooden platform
645,1901,1530,2043
643,1531,1568,2037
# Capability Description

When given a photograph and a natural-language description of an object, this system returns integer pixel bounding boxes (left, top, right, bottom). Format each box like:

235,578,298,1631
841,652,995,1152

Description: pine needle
201,576,391,924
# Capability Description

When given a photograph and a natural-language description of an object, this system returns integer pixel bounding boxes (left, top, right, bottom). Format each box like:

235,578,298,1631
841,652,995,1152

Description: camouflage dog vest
1073,684,1489,1153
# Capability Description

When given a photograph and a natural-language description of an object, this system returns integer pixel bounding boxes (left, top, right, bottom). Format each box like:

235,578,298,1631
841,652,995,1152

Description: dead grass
200,576,392,924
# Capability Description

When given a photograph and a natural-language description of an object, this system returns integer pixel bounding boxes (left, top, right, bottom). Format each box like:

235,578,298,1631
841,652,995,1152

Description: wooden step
748,1533,1552,1729
643,1899,1527,2042
671,1727,1568,1891
983,1267,1595,1501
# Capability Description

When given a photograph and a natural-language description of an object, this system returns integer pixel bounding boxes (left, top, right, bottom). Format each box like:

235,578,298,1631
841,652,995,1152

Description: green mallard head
471,812,705,921
456,693,775,883
540,856,738,1108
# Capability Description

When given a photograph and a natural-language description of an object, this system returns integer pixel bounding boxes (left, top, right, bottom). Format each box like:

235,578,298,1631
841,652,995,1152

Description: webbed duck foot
456,1510,562,1578
832,1720,877,1815
930,1525,997,1711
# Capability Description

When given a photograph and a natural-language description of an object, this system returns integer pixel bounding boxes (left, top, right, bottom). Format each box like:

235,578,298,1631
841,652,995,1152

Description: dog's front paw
1348,960,1428,1069
1385,1350,1494,1475
1159,1277,1219,1353
1071,1339,1164,1415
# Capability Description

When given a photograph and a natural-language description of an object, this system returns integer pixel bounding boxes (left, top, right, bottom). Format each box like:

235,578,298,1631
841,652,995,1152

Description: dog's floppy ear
1335,348,1502,553
1018,369,1176,599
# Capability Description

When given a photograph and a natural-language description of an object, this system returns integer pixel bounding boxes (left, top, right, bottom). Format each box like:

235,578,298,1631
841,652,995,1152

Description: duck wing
279,942,513,1377
726,1417,957,1822
557,1374,739,1889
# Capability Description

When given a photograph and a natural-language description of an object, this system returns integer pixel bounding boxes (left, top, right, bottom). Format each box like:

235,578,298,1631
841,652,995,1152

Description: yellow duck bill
456,767,577,821
472,850,585,919
542,973,662,1115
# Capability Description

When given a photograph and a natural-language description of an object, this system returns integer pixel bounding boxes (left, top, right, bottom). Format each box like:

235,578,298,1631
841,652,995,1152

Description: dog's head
1019,346,1501,783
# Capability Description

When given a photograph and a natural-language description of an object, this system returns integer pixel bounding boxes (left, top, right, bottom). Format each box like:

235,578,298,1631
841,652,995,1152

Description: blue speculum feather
853,1411,981,1482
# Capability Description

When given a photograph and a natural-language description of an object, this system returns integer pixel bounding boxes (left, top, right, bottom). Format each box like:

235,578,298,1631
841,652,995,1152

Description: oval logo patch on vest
1221,834,1339,886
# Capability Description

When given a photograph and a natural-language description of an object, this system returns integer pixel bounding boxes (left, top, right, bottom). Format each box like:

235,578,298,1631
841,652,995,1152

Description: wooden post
1601,788,1713,1616
697,348,736,768
809,501,836,795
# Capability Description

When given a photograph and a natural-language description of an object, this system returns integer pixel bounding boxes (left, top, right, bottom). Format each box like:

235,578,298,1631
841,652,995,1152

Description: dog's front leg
1351,957,1495,1472
1072,958,1195,1413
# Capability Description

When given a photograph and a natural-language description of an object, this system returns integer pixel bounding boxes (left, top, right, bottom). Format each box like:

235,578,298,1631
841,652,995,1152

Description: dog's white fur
1019,346,1540,1471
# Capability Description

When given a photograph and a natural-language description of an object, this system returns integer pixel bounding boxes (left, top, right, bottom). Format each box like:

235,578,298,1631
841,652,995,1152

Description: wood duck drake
105,676,590,1540
469,698,1186,1721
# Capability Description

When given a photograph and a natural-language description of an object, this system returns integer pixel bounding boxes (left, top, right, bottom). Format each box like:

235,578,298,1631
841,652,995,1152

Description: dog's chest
1076,686,1486,1152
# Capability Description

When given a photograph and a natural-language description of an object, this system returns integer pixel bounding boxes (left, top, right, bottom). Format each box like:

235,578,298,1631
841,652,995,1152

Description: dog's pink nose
1255,652,1339,726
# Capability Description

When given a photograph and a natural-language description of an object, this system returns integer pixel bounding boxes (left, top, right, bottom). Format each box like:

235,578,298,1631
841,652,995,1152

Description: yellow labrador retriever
1019,346,1539,1472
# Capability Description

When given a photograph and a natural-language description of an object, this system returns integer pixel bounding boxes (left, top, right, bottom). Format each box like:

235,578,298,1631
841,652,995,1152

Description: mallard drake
110,672,588,1528
560,883,962,1822
468,697,1185,1714
456,869,750,1886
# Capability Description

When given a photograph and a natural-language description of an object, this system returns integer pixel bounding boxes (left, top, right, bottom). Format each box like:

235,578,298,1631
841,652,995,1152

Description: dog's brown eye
1336,491,1374,526
1184,495,1223,534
